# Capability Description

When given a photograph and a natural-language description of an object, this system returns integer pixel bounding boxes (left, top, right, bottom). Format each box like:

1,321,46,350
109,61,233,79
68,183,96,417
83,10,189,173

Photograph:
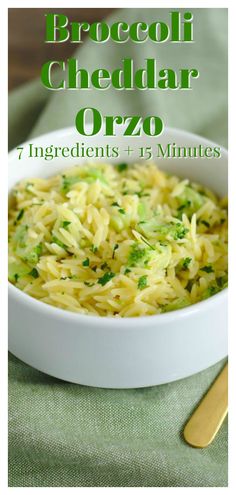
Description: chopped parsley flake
62,221,71,229
29,268,39,279
111,202,119,207
138,275,148,290
82,257,90,267
118,208,125,215
16,209,24,222
182,257,192,270
117,163,128,172
98,272,115,286
201,265,214,273
124,268,131,275
135,191,150,198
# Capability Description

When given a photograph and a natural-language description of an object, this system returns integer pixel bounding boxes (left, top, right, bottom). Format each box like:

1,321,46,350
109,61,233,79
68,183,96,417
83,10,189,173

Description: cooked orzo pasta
8,162,228,317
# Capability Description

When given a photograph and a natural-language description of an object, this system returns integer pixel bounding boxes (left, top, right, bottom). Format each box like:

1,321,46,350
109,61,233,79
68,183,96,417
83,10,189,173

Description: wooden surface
8,8,116,90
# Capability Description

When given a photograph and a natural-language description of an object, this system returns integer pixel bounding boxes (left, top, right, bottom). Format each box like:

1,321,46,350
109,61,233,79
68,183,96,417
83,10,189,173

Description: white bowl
8,126,228,388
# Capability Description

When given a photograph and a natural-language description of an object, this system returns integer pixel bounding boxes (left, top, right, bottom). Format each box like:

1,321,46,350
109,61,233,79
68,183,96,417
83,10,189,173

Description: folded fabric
9,355,228,487
8,8,228,487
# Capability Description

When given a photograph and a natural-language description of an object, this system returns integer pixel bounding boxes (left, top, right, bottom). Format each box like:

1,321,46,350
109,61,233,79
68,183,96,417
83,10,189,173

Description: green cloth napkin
8,8,228,487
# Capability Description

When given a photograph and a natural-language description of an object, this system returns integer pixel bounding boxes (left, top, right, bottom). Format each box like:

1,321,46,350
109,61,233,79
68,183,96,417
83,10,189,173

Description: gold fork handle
183,363,228,448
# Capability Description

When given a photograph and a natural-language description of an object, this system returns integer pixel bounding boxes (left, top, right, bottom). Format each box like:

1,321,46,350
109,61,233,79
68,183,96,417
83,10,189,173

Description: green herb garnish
117,163,128,172
98,272,115,286
201,265,214,273
182,257,192,270
82,258,90,267
124,268,131,275
62,221,71,229
29,268,39,279
118,208,125,215
16,209,24,222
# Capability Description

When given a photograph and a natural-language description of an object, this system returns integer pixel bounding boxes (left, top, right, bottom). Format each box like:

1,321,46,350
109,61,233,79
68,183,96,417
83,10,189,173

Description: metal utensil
184,364,228,448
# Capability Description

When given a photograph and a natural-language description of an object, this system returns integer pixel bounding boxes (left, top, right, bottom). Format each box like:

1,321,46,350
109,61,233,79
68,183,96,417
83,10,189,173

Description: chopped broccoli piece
24,243,43,264
84,168,108,184
162,298,190,312
61,168,107,193
172,223,189,240
128,243,149,266
139,219,188,241
137,275,148,290
61,175,81,193
8,260,29,283
14,224,28,246
177,186,205,218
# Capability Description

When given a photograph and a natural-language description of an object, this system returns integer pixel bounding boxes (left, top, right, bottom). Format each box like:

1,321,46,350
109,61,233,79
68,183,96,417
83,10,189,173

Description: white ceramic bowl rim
9,282,228,328
8,126,228,328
